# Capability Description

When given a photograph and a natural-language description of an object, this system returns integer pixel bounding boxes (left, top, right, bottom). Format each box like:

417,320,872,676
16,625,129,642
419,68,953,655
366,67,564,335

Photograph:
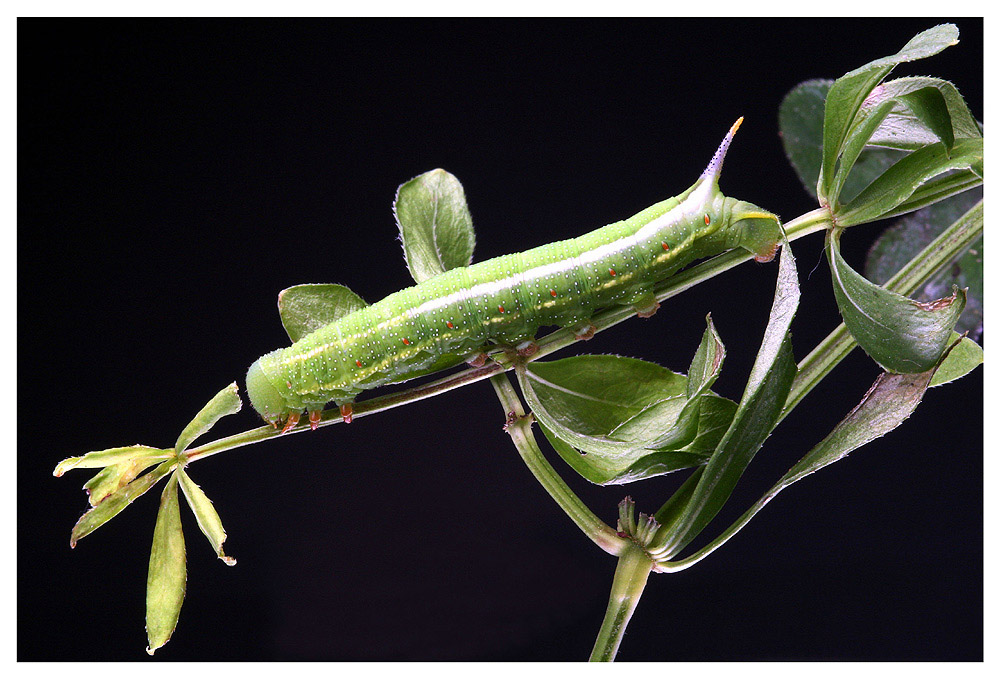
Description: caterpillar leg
280,411,301,434
631,291,660,319
340,403,354,424
466,351,489,368
754,242,780,263
308,410,322,430
515,339,539,357
573,322,597,341
636,302,660,318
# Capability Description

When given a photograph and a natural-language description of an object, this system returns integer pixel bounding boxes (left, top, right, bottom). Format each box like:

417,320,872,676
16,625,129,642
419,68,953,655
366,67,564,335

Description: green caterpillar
246,119,782,431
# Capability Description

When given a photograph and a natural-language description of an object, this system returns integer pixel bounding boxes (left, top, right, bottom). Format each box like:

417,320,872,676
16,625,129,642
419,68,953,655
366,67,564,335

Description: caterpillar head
246,353,290,426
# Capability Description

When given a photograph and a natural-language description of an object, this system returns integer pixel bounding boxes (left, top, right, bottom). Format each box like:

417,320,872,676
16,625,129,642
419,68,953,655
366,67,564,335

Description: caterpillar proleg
246,119,783,430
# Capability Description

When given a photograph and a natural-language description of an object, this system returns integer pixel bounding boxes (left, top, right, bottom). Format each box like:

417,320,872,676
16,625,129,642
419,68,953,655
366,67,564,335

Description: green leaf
177,468,235,566
827,228,965,372
818,24,959,203
174,383,242,454
878,170,982,221
835,137,982,227
644,316,726,450
662,364,944,569
779,79,905,204
394,169,475,283
865,191,982,339
539,423,704,487
656,241,800,556
779,79,830,200
84,457,168,507
892,87,954,151
652,467,704,532
929,332,983,387
54,445,170,477
146,473,186,655
785,371,933,481
520,352,729,485
828,85,954,206
278,283,368,342
70,460,175,548
540,394,736,486
522,355,687,455
866,77,982,150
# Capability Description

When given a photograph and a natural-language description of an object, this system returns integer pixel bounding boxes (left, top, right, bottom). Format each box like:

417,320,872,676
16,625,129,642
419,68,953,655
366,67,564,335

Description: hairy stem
588,543,654,661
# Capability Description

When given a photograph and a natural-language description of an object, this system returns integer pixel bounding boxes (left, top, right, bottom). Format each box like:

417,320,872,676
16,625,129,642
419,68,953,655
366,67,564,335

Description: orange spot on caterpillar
609,268,616,276
498,305,505,313
550,289,557,297
355,359,363,367
402,338,410,345
704,214,711,225
662,242,670,250
446,321,454,328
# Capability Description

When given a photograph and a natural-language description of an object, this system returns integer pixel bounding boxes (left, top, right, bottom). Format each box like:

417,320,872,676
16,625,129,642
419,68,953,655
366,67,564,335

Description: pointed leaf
779,78,831,200
278,283,368,342
664,363,945,569
865,191,982,339
146,473,186,655
540,393,736,486
70,460,176,547
890,86,955,151
521,355,689,457
659,241,800,556
84,456,168,507
828,85,954,206
54,445,170,477
521,352,734,485
394,169,475,283
929,332,982,387
867,77,981,150
819,24,959,202
539,423,706,486
835,137,982,227
879,169,982,220
174,383,242,454
779,79,905,204
177,467,235,566
645,316,726,450
828,229,965,372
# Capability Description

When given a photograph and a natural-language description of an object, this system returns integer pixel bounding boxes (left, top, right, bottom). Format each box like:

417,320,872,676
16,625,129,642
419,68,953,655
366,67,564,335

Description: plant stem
490,373,626,556
184,207,833,465
588,543,654,662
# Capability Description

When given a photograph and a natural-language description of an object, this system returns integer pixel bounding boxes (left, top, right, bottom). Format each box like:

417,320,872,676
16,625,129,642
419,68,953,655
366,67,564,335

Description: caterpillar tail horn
702,116,744,182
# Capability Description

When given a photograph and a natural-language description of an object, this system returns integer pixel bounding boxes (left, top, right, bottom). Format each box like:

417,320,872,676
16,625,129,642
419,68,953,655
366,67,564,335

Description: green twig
490,372,626,556
588,543,654,661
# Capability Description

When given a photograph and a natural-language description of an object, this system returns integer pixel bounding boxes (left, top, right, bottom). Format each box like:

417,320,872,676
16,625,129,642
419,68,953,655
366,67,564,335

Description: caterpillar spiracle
246,118,783,431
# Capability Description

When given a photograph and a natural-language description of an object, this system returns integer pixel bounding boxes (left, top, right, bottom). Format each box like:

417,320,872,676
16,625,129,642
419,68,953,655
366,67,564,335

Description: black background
19,18,982,661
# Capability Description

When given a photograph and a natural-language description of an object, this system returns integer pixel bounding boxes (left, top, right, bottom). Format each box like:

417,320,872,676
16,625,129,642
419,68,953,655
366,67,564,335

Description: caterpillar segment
246,119,783,429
